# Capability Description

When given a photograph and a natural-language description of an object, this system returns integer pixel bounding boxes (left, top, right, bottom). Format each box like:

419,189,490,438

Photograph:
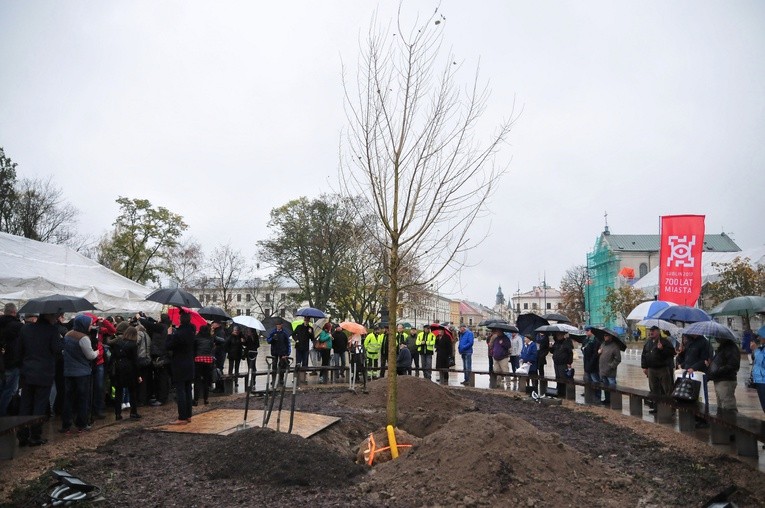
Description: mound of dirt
205,426,366,487
335,376,475,437
365,412,634,507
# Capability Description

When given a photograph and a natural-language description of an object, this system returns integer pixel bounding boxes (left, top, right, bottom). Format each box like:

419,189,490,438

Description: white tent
633,245,765,297
0,232,161,313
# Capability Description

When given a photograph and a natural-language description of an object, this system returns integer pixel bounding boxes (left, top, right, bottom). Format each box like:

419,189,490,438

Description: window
532,303,538,310
557,303,562,309
236,294,241,302
227,294,232,302
279,308,286,317
516,304,520,313
523,303,528,310
468,318,473,326
212,294,218,302
237,309,242,316
639,263,648,278
280,293,286,301
246,294,251,302
198,295,204,302
265,294,271,302
546,303,551,310
245,309,251,316
265,308,271,316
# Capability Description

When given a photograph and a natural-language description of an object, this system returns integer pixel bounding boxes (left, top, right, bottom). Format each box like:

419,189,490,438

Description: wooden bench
0,415,47,460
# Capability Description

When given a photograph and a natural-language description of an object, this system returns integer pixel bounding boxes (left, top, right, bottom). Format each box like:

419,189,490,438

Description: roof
633,245,765,294
600,233,740,253
0,232,161,313
459,301,483,315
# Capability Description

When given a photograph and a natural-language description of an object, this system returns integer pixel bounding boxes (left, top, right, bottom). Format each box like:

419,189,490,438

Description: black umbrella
18,294,97,315
516,313,549,337
145,287,202,308
487,322,519,333
295,307,327,319
542,312,571,324
198,306,231,321
590,326,627,351
262,316,294,337
478,318,508,327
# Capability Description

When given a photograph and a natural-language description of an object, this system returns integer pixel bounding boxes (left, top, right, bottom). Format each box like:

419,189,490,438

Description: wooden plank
152,409,339,439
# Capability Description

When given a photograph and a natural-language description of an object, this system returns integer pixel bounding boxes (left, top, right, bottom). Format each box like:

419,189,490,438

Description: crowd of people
0,303,262,446
3,301,765,448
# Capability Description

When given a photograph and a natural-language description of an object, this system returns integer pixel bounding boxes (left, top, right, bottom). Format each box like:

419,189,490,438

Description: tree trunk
386,245,400,427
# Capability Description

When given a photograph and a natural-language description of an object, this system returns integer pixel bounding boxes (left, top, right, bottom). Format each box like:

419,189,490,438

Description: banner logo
666,235,696,268
658,215,705,306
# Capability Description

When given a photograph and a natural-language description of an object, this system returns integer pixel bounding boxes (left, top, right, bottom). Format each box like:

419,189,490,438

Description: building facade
586,228,740,327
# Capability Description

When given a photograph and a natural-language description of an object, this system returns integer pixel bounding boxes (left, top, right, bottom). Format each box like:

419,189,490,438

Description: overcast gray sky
1,1,763,306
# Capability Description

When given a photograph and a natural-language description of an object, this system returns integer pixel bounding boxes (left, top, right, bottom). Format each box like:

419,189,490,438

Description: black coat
293,323,314,352
331,330,348,354
167,323,196,382
112,338,139,387
435,334,452,369
552,337,574,365
641,337,676,369
582,336,601,374
678,336,711,372
226,332,244,361
19,320,62,386
0,314,23,370
706,340,740,382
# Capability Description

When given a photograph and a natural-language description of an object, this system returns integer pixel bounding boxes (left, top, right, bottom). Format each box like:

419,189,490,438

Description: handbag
516,362,530,375
448,356,456,367
672,372,701,402
315,340,327,350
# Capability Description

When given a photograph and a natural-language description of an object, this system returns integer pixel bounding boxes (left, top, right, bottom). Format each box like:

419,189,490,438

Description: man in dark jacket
677,333,711,427
581,327,601,402
706,337,740,413
167,312,195,425
266,320,291,386
641,326,676,412
331,325,348,379
292,317,314,369
17,313,63,446
0,303,24,416
396,343,412,375
140,313,171,405
551,332,574,397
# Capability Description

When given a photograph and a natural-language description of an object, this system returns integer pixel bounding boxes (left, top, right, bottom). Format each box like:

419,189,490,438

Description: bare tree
7,177,79,244
206,243,249,314
242,274,299,320
166,237,205,288
341,8,517,425
559,265,588,326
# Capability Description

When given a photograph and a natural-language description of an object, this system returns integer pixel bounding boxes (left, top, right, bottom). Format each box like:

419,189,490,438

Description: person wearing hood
705,335,741,414
60,314,98,434
598,331,622,406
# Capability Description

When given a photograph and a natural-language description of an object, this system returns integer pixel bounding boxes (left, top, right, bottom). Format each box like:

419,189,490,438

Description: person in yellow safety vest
364,326,383,379
416,324,436,381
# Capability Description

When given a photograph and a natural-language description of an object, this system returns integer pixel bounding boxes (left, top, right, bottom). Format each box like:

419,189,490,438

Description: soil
3,376,764,507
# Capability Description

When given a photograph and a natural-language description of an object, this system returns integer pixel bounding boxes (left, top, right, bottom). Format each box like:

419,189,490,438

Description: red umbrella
430,323,453,341
167,307,207,333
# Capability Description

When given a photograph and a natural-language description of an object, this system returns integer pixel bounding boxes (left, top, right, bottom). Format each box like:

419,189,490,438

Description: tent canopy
0,232,161,313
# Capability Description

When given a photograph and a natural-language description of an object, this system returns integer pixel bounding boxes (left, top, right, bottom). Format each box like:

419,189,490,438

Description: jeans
0,368,20,416
194,363,213,402
756,383,765,413
18,382,52,442
461,354,472,381
601,376,617,402
62,375,92,430
421,354,433,380
296,349,310,368
91,364,105,415
588,372,602,400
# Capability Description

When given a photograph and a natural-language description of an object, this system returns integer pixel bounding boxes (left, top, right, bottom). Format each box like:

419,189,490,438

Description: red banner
658,215,705,306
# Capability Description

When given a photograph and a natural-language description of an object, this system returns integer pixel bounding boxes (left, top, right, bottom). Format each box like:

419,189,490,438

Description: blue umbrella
683,321,736,342
626,300,676,321
649,305,711,324
295,306,326,319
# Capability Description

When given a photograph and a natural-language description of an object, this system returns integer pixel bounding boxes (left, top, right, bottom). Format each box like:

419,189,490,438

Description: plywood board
153,409,339,439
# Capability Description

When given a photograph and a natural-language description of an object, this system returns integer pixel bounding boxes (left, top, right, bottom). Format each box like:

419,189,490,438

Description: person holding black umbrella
17,313,63,446
166,311,196,425
641,325,676,413
705,335,740,414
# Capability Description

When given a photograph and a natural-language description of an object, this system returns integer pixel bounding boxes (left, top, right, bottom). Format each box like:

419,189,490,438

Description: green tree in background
705,257,765,331
0,147,17,233
98,197,187,284
559,265,588,326
257,195,359,313
603,285,646,333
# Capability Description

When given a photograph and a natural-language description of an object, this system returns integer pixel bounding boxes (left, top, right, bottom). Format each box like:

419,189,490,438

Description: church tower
495,285,505,306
